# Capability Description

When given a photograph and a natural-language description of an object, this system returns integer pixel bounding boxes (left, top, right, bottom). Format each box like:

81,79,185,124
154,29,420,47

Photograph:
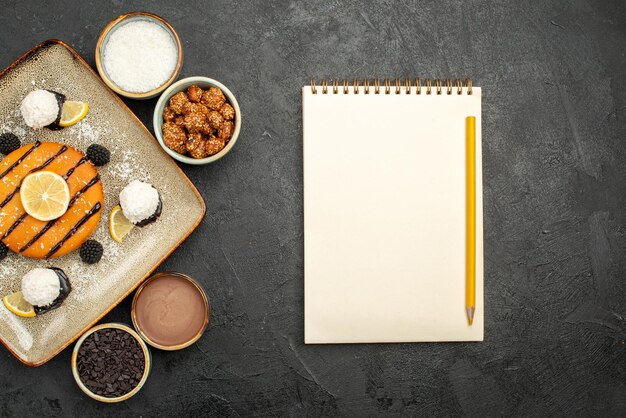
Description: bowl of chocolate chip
153,76,241,164
71,323,151,403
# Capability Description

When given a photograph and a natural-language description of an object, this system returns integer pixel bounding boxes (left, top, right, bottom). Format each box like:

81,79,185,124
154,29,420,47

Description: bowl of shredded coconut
95,12,183,99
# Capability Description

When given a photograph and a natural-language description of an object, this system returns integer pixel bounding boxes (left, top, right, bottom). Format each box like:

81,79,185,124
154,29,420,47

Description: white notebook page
303,85,483,343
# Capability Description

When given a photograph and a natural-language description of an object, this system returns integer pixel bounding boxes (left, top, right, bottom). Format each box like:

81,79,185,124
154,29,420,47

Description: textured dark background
1,0,625,416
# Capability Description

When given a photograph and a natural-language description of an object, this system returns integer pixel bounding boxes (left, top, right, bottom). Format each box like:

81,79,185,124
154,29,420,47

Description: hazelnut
186,133,210,159
202,123,216,136
184,112,207,134
206,137,226,156
207,111,224,130
182,102,209,116
169,91,188,114
162,122,187,154
201,87,225,110
187,85,203,102
163,106,176,122
219,121,234,140
220,103,235,121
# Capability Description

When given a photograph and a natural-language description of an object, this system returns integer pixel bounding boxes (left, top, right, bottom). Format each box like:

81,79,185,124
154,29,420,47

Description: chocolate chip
76,328,146,398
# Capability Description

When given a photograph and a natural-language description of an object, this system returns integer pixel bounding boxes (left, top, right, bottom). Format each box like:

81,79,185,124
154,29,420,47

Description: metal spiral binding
311,78,473,95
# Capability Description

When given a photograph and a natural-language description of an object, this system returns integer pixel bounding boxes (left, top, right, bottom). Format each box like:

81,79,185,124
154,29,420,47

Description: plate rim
0,39,207,367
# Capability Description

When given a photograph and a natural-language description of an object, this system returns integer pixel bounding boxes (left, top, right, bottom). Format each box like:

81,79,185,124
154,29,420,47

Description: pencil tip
466,307,475,325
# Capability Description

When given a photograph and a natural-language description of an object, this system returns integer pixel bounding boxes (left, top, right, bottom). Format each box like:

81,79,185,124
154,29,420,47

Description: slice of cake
0,141,104,258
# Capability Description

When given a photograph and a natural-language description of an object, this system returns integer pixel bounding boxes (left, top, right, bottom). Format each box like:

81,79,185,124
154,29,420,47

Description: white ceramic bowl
71,323,151,403
153,77,241,164
96,12,183,100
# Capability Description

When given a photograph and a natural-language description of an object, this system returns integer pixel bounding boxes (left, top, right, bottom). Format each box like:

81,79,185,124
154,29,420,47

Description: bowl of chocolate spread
131,272,209,350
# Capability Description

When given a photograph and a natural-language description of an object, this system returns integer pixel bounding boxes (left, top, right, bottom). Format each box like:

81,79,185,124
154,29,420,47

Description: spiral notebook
303,78,483,343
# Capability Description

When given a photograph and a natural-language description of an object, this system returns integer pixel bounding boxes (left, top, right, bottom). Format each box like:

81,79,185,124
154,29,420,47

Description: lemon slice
58,101,88,127
110,205,134,242
20,171,70,221
3,291,36,318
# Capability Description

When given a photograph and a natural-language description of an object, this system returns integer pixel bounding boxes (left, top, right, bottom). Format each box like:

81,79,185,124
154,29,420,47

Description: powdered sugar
67,120,105,143
1,117,28,139
110,149,139,181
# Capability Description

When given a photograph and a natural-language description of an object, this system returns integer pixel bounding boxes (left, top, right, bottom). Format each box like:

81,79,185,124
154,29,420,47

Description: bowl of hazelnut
153,76,241,164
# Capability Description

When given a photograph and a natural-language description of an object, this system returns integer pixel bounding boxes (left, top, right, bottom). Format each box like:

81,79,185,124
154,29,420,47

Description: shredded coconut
103,20,177,93
20,89,59,129
119,180,160,224
68,120,105,143
21,268,60,307
110,150,138,181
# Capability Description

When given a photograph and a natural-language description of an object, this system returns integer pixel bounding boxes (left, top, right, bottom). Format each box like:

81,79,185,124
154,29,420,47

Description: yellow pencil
466,116,476,326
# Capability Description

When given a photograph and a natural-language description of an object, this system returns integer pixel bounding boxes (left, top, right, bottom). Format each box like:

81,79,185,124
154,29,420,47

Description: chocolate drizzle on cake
0,187,19,209
63,157,88,180
30,145,68,172
68,175,100,206
45,202,102,259
0,141,41,179
3,213,27,239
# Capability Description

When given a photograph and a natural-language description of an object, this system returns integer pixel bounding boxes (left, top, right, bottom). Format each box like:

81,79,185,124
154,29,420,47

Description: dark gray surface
1,0,625,416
